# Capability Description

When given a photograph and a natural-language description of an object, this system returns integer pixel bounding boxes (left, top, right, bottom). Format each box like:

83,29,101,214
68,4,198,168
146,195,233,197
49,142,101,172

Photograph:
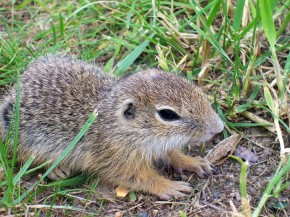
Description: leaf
258,0,276,48
156,44,169,71
206,135,241,164
128,191,137,202
179,210,187,217
263,86,275,112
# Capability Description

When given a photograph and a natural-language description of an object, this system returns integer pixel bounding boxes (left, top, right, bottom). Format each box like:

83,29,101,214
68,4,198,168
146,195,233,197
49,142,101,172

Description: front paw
171,154,214,178
183,157,213,178
156,181,192,200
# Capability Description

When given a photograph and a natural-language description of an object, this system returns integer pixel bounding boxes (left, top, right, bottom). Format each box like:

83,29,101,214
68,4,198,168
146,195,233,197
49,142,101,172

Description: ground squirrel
0,55,224,199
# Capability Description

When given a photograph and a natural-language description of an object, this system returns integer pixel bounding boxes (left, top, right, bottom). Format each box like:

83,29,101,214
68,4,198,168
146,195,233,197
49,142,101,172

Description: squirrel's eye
157,109,181,121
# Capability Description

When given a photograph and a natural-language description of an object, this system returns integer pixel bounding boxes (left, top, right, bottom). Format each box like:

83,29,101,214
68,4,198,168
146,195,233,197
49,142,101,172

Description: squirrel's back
0,55,114,158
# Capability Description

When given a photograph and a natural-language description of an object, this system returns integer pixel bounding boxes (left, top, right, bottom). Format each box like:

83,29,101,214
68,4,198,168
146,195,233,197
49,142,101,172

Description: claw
211,166,218,175
47,165,71,180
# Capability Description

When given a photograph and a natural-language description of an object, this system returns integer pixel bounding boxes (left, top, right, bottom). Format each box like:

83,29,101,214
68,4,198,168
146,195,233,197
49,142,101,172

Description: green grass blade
15,0,32,10
258,0,276,48
115,33,155,76
40,175,88,188
284,49,290,73
229,155,248,198
248,0,256,18
67,1,134,21
258,0,282,92
253,157,290,217
0,140,9,185
273,182,290,196
126,0,137,29
257,105,289,132
59,12,64,38
13,156,35,185
263,86,275,112
206,0,222,27
67,2,99,20
25,161,50,175
231,122,272,127
42,111,98,178
233,0,245,30
277,12,290,38
270,0,279,10
50,19,57,46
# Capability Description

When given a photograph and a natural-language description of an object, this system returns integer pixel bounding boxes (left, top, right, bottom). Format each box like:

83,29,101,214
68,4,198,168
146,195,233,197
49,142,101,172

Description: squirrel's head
109,69,224,159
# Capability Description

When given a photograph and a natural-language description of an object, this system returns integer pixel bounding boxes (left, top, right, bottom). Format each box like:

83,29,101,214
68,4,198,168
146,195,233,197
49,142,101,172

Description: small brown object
115,211,122,217
206,135,241,165
115,186,130,198
0,55,224,199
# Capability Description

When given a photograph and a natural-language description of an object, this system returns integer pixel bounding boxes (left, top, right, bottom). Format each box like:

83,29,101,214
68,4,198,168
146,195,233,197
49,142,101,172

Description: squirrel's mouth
187,132,218,145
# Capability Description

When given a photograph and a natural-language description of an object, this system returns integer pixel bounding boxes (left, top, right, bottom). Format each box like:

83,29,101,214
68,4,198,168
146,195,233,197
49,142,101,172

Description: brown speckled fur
0,55,224,199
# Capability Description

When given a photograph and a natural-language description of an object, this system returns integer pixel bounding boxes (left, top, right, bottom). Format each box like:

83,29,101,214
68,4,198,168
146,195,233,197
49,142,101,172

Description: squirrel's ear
121,99,136,120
